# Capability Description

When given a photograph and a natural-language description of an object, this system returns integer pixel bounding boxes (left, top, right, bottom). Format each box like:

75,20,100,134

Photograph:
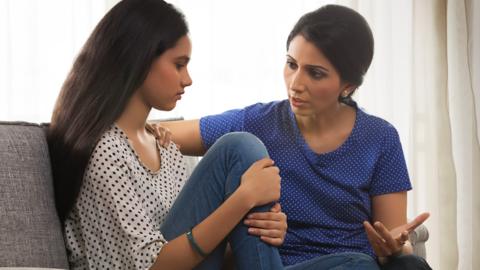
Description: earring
342,90,350,98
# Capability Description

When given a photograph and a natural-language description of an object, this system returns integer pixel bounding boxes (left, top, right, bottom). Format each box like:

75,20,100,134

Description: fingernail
244,220,250,225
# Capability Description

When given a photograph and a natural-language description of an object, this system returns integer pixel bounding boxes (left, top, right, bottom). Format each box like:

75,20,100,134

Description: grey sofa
0,121,429,268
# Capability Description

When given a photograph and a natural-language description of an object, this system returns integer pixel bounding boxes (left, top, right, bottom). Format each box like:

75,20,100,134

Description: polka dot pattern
200,100,412,266
64,125,187,269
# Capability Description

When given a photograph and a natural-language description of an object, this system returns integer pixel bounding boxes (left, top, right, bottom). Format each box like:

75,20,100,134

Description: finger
263,165,280,175
364,221,389,255
374,222,400,252
244,219,278,229
260,236,283,246
248,227,283,238
246,212,280,221
405,212,430,232
364,221,383,242
162,131,172,147
252,158,275,169
158,130,165,145
145,123,154,133
399,231,409,244
270,202,281,213
149,124,161,137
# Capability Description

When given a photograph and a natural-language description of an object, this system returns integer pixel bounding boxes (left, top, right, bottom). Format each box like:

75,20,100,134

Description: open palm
363,212,430,257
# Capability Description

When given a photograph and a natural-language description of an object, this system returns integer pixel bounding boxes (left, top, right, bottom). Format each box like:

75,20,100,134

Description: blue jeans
160,132,431,270
285,253,431,270
286,252,380,270
160,132,283,270
381,254,432,270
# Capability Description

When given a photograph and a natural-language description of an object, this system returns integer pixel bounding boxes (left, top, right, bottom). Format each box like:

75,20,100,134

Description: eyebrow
286,55,329,73
175,56,190,63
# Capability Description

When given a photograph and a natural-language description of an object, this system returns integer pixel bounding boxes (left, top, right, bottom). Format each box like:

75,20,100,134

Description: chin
154,103,176,111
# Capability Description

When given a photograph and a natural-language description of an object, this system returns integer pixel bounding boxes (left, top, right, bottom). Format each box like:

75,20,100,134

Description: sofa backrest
0,122,68,268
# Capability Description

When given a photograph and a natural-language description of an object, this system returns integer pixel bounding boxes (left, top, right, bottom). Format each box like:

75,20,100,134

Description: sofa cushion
0,122,68,268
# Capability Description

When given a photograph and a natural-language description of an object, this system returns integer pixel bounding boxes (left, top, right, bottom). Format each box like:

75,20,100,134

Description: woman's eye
309,69,325,79
286,61,297,70
175,63,186,70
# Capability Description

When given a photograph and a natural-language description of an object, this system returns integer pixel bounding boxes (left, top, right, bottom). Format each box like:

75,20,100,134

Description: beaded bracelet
186,229,207,257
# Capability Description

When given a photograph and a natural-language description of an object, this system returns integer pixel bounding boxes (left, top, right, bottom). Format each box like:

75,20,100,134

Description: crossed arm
148,119,288,246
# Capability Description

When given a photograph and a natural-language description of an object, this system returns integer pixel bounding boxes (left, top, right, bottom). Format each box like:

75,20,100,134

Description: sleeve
199,108,246,149
75,145,166,269
369,125,412,196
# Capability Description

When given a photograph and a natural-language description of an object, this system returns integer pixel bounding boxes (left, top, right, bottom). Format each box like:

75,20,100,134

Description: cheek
310,82,342,100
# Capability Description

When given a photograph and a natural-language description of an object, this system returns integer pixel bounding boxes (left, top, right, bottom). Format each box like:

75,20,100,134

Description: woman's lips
291,97,308,107
176,91,184,100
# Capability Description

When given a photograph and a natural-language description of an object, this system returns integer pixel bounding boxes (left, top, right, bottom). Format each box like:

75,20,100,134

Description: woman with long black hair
48,0,287,269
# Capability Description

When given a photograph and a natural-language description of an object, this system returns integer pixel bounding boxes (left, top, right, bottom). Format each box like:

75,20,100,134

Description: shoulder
87,125,131,170
243,100,288,115
357,108,399,139
243,100,289,123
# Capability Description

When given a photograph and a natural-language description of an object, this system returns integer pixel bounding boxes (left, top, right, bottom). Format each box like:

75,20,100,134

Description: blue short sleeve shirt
200,100,412,266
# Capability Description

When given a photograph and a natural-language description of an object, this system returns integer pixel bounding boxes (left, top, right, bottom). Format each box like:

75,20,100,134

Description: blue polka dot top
200,100,412,266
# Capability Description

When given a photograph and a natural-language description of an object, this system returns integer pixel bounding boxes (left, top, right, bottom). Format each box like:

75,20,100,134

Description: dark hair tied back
287,5,374,104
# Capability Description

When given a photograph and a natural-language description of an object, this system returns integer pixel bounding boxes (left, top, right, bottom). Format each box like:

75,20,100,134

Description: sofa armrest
409,224,429,259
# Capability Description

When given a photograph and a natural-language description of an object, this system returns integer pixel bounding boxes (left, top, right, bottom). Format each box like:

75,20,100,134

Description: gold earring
342,90,349,98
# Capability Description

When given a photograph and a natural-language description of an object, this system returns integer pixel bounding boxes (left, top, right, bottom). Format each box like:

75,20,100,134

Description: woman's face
140,35,192,111
284,35,351,116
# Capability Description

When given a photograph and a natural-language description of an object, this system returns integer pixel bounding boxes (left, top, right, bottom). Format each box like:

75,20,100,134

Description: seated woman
152,4,432,270
47,0,289,269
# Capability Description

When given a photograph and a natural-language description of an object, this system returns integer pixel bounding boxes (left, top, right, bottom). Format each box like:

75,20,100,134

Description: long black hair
48,0,188,222
287,5,374,104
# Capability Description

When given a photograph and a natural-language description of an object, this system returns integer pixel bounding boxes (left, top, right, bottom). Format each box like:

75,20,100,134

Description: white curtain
0,0,117,123
1,0,478,269
342,1,480,269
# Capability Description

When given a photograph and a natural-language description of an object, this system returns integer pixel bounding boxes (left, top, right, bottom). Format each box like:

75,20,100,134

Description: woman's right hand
239,158,281,207
146,123,173,148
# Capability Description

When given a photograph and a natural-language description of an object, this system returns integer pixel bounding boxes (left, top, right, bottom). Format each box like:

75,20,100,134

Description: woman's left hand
243,202,287,246
363,212,430,258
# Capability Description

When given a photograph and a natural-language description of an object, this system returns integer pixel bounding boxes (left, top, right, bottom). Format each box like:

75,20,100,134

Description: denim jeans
381,254,432,270
160,132,432,270
285,252,432,270
160,132,283,270
285,252,380,270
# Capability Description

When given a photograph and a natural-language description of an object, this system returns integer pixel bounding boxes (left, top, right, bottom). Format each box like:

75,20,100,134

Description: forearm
151,188,254,270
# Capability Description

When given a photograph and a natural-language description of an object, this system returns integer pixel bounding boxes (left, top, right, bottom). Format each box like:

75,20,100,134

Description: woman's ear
341,83,357,98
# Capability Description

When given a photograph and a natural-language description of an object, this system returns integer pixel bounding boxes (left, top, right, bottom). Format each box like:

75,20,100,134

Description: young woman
152,5,432,270
47,0,289,269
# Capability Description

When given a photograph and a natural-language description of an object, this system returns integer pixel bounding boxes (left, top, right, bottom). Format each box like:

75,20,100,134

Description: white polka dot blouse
64,125,187,269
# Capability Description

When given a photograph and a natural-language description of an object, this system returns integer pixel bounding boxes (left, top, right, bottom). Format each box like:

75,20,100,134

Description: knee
343,252,378,266
216,132,267,156
384,254,431,270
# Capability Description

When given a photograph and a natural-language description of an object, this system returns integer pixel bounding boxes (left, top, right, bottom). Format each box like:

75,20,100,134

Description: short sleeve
67,145,166,269
199,108,245,149
369,125,412,196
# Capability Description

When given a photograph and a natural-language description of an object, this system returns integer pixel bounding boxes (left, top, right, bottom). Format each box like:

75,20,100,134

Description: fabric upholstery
0,122,68,268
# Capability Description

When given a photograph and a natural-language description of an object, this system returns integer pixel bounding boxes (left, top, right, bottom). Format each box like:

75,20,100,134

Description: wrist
234,185,256,210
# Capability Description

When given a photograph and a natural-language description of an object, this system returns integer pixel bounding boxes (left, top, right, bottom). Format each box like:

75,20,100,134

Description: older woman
153,4,431,270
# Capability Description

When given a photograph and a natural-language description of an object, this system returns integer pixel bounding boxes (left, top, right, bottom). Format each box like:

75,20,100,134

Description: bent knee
217,132,266,151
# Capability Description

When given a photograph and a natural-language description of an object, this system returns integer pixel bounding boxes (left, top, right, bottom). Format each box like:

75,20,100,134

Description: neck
116,92,151,137
295,102,350,134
